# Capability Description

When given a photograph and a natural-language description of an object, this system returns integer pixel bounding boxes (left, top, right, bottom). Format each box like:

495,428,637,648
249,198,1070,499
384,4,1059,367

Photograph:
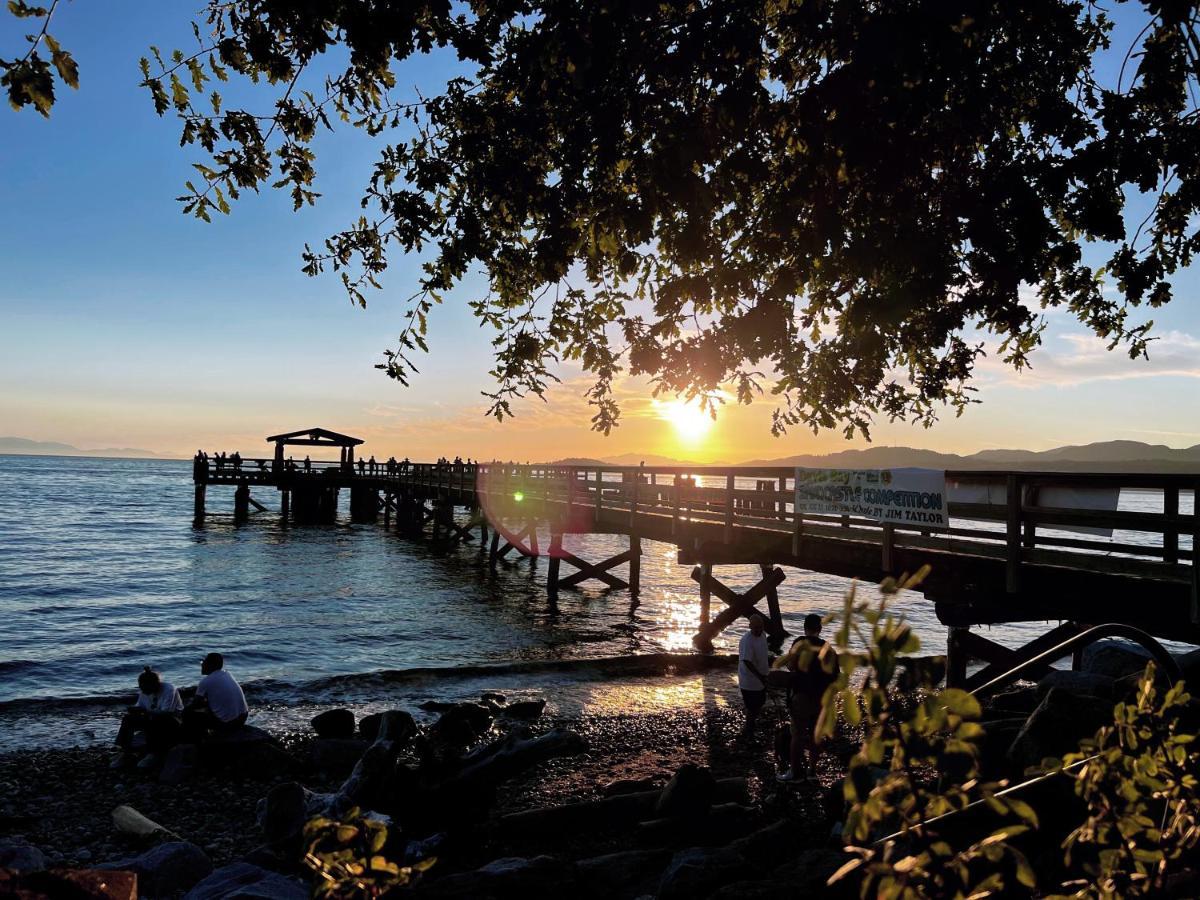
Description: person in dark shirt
776,613,838,783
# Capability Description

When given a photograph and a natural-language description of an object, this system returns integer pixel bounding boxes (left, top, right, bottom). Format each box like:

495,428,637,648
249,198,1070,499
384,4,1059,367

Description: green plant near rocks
303,807,434,899
824,568,1039,899
1048,663,1199,899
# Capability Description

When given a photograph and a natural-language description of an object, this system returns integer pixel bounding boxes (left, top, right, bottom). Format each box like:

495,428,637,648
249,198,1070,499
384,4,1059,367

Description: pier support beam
234,481,250,524
350,486,380,523
691,566,787,652
193,483,206,526
280,488,290,525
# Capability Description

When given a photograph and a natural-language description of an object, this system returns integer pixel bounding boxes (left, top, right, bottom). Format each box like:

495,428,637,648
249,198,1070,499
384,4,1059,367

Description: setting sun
654,398,714,443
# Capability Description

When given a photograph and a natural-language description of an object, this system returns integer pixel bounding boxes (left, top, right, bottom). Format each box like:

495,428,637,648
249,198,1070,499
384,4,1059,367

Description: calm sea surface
0,455,1193,749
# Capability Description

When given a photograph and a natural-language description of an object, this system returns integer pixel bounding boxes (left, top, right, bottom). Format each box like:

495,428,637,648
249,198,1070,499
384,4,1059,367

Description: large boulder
657,846,750,900
1035,670,1114,699
0,837,47,873
311,709,356,740
200,725,294,776
1007,687,1114,772
1081,640,1154,680
100,840,212,897
184,861,308,900
655,764,717,818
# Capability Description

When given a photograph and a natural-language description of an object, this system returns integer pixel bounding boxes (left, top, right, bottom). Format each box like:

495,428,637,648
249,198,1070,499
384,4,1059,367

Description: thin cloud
980,329,1200,388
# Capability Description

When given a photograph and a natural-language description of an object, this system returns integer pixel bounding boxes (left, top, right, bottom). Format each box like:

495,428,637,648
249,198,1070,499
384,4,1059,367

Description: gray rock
184,861,308,900
984,685,1039,718
728,820,798,867
1008,687,1114,771
310,708,356,740
376,709,417,743
358,712,384,742
657,846,750,900
502,699,546,720
655,764,716,818
1036,670,1114,699
574,849,669,891
309,738,369,774
1081,640,1154,680
258,782,308,846
429,703,493,745
480,691,506,705
709,848,854,899
423,855,577,897
158,742,198,785
1175,648,1200,691
0,837,47,873
100,840,212,897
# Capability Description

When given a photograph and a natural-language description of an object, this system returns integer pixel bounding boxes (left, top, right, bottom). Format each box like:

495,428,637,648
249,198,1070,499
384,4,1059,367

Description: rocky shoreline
0,680,857,898
2,638,1197,898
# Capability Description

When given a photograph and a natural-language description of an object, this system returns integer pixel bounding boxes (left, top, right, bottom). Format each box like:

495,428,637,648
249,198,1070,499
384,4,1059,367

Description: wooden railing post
881,522,895,573
671,474,682,536
724,473,736,543
1192,480,1200,623
1164,486,1179,564
1006,474,1021,593
594,468,603,523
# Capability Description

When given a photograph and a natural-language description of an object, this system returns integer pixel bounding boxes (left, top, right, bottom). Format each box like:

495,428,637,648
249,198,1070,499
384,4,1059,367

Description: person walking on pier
738,614,770,739
182,652,249,741
776,613,838,784
113,666,183,769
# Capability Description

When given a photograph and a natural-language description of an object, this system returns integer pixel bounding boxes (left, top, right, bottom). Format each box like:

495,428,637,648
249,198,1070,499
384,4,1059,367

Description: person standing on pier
182,652,249,741
737,614,770,739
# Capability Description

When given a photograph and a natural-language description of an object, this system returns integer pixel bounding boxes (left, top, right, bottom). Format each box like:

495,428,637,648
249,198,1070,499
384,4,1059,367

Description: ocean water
0,454,1192,749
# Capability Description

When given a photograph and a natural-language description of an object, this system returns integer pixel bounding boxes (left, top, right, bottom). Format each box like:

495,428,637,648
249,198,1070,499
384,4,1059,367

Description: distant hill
545,441,1200,471
0,436,163,459
739,440,1200,472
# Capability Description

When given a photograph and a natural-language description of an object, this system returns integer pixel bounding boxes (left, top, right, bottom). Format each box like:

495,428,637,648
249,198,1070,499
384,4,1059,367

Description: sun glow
654,398,715,443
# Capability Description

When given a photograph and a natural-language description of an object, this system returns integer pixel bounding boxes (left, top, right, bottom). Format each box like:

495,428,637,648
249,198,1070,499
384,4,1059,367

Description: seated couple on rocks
113,652,249,769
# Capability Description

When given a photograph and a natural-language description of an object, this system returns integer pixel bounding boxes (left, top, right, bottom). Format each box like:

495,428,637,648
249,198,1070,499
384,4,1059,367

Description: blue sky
1,2,1196,461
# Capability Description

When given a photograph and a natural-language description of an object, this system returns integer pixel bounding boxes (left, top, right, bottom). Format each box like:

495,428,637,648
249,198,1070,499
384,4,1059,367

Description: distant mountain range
553,440,1200,472
0,437,164,459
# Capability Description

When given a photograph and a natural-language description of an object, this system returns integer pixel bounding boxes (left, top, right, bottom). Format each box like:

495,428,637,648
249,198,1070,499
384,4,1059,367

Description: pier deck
194,450,1200,658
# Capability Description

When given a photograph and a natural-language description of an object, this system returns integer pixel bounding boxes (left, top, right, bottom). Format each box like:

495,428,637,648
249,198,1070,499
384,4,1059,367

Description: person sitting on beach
182,653,249,741
737,614,770,738
775,613,838,784
114,666,183,768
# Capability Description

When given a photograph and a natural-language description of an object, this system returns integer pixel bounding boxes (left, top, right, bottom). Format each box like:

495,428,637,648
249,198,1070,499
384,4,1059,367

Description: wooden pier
194,429,1200,684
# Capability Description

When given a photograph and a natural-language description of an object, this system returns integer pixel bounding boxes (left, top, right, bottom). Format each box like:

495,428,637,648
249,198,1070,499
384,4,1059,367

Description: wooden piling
193,483,206,525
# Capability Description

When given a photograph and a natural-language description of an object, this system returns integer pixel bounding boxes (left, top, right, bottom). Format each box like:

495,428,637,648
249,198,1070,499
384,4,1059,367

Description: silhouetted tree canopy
7,2,1200,436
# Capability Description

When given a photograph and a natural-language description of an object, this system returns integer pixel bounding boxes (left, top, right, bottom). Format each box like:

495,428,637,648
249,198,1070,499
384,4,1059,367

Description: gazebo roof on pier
265,428,364,447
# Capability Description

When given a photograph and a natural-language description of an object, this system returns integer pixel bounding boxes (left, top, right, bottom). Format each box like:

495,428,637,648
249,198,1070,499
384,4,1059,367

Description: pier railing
196,458,1200,606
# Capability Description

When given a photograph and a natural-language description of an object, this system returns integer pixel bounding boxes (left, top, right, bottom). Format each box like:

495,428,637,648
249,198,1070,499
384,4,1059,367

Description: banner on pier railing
794,468,950,527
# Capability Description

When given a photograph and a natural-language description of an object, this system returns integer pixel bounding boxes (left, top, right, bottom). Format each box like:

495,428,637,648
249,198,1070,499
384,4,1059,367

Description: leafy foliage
1049,663,1200,899
8,3,1200,435
826,570,1039,898
138,1,1200,435
303,807,434,899
1,0,77,115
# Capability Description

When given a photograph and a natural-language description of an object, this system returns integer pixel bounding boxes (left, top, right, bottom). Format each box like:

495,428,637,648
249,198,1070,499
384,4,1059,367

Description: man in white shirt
738,614,770,738
183,652,249,740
